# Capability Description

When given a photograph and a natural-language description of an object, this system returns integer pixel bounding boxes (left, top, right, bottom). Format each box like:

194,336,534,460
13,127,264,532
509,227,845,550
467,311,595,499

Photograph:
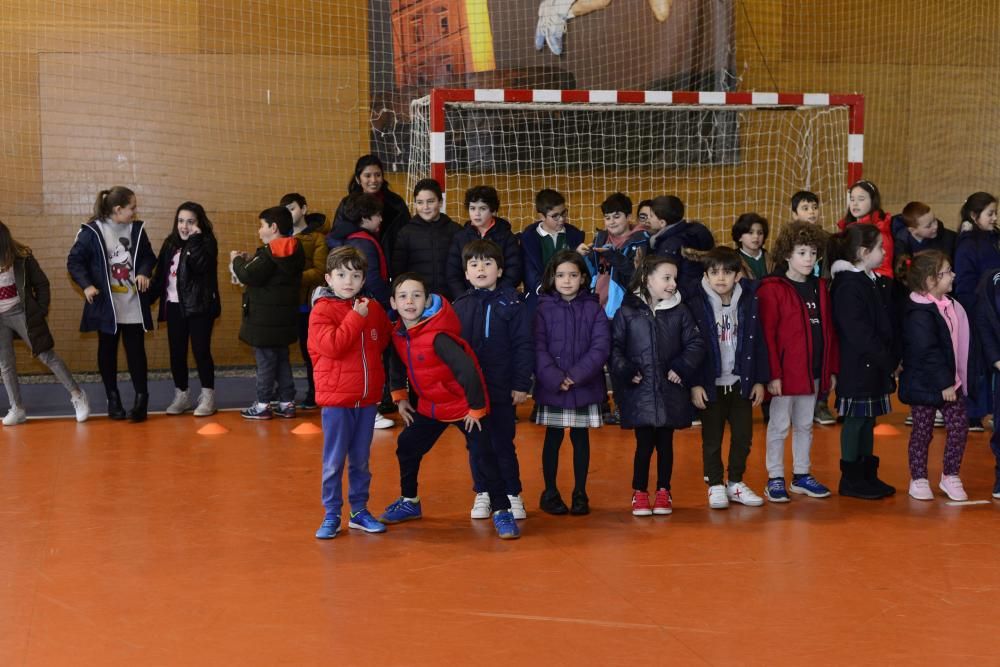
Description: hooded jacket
583,228,650,319
326,211,391,309
954,226,1000,315
295,212,330,308
610,291,706,429
899,295,969,407
7,253,55,355
837,210,894,277
151,232,220,321
392,212,462,299
232,236,305,347
446,217,523,297
533,291,610,408
891,216,957,265
647,219,716,295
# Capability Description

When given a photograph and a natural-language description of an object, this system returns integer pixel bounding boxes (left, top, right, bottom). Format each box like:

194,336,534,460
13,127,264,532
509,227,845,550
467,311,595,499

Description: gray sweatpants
765,380,819,478
0,307,79,408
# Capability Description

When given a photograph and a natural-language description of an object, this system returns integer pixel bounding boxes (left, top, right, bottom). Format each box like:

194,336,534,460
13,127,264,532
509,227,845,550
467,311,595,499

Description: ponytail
897,250,946,293
826,223,880,272
93,186,135,220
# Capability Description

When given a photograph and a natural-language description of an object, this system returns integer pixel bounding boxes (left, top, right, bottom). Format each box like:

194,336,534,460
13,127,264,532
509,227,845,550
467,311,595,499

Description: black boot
128,393,149,423
838,459,882,500
539,488,569,515
107,390,126,420
862,455,896,496
569,490,590,515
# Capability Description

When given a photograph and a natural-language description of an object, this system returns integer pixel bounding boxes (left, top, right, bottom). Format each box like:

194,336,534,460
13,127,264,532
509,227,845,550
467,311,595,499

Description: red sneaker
631,490,652,516
653,488,672,515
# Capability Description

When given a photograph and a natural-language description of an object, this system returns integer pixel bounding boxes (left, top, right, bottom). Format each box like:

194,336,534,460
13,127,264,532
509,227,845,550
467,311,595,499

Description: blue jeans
468,400,522,495
254,346,294,403
321,405,377,517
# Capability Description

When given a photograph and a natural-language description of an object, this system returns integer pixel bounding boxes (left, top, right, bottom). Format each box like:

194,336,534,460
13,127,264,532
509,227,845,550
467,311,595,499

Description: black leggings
98,324,148,395
632,426,674,491
166,302,215,390
542,426,590,493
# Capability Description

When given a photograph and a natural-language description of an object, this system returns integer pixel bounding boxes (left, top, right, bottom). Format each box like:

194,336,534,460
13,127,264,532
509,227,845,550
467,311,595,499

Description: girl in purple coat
533,249,611,516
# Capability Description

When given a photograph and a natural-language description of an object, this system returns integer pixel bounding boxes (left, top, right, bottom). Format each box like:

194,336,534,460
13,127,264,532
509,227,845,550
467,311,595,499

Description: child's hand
83,285,100,303
511,390,528,405
575,243,591,255
463,413,482,432
943,386,958,402
691,386,708,410
631,372,642,384
229,250,243,260
830,374,837,393
767,379,782,396
994,361,1000,372
135,275,149,292
353,297,369,317
667,370,682,385
397,399,415,426
559,376,575,391
750,383,766,406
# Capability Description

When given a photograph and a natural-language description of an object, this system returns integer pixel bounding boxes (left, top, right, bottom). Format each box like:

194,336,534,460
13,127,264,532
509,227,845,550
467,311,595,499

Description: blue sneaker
379,497,422,524
790,474,832,498
492,509,520,540
315,516,340,539
241,402,272,420
765,477,790,503
348,508,387,533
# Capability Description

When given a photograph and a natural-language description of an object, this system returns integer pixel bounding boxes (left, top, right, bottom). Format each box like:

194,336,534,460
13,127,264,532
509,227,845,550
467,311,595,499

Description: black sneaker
569,490,590,515
539,489,569,515
969,418,986,433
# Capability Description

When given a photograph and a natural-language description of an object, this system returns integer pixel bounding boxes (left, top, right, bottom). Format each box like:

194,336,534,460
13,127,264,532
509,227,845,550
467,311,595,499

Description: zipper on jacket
86,224,118,334
405,336,432,416
484,303,492,339
360,328,370,401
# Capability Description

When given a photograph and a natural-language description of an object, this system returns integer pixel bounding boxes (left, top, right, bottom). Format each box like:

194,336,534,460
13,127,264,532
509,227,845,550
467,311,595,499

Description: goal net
408,89,862,238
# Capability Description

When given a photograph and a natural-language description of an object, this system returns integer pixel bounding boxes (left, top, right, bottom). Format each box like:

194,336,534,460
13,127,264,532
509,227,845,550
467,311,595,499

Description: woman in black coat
151,202,220,417
334,155,409,272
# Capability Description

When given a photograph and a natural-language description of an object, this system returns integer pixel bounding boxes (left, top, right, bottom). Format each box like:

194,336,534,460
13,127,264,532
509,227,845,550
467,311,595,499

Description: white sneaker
508,494,526,520
374,414,394,429
908,478,934,501
939,475,968,501
2,406,26,426
934,410,945,427
470,492,491,519
70,391,90,423
193,388,216,417
165,388,192,415
726,481,764,506
707,484,729,509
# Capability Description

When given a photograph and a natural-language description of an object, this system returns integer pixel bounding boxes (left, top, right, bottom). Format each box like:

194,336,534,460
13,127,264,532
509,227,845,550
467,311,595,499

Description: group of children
3,156,1000,544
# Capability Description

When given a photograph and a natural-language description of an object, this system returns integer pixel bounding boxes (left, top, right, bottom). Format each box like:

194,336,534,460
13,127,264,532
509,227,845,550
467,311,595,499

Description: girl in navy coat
67,186,156,422
899,251,971,502
611,255,706,517
828,224,898,500
533,250,610,516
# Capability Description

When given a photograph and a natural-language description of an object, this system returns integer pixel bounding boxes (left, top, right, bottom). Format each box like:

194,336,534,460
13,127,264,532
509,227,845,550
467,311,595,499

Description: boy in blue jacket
688,247,769,508
453,239,534,520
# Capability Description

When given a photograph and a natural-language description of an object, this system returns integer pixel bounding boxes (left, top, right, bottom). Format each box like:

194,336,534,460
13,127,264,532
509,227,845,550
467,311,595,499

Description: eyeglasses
937,269,954,277
546,210,568,221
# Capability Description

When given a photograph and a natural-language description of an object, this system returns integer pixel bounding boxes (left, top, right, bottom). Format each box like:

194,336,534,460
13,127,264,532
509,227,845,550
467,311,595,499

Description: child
453,240,533,519
521,188,584,316
758,221,838,502
231,206,305,420
828,224,898,499
791,190,820,226
380,273,520,540
579,192,649,319
446,185,522,297
67,186,155,422
644,195,715,297
327,193,391,310
892,201,957,266
392,179,461,300
837,180,894,277
688,247,769,508
0,221,89,424
954,192,1000,432
282,192,328,410
340,154,410,265
975,262,1000,498
636,199,654,230
732,212,770,280
309,247,394,539
611,255,706,516
151,202,220,417
899,251,970,501
534,249,610,515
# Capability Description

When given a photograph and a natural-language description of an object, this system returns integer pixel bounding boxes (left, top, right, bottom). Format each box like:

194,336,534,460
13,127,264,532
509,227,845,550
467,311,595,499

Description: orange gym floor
2,408,998,666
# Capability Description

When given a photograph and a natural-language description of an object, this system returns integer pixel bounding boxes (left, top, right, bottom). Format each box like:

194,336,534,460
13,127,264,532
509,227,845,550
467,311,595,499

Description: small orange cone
197,422,230,435
873,424,900,437
291,422,322,435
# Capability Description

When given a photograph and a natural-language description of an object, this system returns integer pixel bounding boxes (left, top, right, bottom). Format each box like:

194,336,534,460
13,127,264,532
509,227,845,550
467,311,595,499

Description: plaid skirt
533,403,603,428
837,394,891,418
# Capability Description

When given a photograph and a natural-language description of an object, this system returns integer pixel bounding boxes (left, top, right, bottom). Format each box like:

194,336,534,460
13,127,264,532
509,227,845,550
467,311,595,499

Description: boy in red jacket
379,273,520,539
308,247,393,539
758,222,839,503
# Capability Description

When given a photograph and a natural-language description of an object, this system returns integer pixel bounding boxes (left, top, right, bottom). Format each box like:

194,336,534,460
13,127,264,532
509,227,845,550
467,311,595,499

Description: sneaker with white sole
70,391,90,423
707,484,729,509
470,492,491,519
374,414,394,429
726,481,764,506
939,474,968,501
908,478,934,500
2,406,26,426
507,494,527,520
790,474,832,498
193,388,216,417
165,388,193,415
814,402,836,425
765,477,791,503
934,411,945,427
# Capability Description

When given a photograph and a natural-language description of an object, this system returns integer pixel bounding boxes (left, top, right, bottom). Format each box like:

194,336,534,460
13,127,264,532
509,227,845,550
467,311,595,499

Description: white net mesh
409,96,850,237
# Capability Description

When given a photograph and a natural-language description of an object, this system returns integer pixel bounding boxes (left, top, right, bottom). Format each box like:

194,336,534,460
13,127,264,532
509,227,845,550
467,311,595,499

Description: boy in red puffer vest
378,273,520,539
308,247,393,540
